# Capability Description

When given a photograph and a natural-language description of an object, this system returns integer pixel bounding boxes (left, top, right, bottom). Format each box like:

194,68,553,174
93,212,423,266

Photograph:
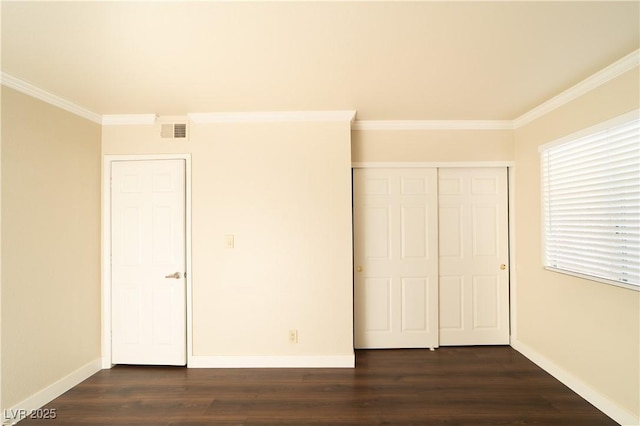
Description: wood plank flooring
15,347,617,425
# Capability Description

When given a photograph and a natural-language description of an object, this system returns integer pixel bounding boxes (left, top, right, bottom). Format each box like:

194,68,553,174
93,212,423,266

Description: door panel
438,167,509,345
365,207,391,258
361,278,391,332
472,276,499,328
401,206,428,258
111,160,186,365
401,277,428,331
439,275,463,329
354,168,438,349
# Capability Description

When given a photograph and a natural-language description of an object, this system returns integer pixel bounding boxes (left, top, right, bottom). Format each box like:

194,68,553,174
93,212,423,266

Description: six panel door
438,168,509,345
111,159,187,365
354,168,439,349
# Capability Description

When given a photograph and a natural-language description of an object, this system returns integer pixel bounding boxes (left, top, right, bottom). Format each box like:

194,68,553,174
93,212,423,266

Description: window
540,111,639,290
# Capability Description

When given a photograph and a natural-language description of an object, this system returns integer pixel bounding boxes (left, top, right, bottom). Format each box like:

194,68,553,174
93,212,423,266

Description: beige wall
513,67,640,419
1,88,102,408
352,128,514,162
103,119,354,358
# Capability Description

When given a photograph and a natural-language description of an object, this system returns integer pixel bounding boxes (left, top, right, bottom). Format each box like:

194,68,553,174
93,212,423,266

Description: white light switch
224,234,234,249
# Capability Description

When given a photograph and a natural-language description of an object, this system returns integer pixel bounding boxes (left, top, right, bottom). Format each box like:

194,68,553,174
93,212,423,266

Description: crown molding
188,110,356,124
3,49,637,131
513,49,639,129
1,72,102,124
352,120,514,131
102,114,157,126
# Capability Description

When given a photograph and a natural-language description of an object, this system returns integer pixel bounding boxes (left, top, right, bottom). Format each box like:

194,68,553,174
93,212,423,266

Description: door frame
351,161,517,345
102,154,192,368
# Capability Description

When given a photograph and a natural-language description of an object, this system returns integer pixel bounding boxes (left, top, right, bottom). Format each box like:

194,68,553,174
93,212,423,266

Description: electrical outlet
288,329,298,344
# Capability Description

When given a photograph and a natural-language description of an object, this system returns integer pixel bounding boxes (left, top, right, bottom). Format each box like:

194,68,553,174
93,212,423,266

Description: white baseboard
188,354,355,368
2,358,102,426
511,339,639,426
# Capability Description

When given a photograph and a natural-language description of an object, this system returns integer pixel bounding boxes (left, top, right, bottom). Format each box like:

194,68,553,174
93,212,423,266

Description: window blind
541,117,640,288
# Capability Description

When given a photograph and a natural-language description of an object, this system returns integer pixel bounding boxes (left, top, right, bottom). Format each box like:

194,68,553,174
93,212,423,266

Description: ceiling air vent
161,123,188,140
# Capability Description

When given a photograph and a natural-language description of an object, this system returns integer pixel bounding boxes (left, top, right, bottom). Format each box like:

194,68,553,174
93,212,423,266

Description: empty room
1,1,639,425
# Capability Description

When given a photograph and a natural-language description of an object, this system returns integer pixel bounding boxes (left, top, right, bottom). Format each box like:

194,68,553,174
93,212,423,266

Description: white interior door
354,168,439,349
438,167,509,345
111,159,186,365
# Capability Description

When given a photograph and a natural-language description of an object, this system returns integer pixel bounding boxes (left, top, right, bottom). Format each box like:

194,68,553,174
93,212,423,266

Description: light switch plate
224,234,234,249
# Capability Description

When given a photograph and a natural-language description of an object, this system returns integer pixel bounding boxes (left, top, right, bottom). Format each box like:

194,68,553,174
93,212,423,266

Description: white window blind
541,114,640,289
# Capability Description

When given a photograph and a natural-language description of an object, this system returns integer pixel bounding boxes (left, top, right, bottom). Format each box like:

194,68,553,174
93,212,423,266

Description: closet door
438,168,509,345
354,168,439,349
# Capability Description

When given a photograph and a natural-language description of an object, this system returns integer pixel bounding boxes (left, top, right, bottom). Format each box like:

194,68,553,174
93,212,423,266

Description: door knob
356,265,363,272
165,272,182,279
500,264,506,270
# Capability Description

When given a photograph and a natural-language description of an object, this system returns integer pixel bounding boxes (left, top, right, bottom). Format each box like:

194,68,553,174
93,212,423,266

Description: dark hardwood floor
16,347,617,425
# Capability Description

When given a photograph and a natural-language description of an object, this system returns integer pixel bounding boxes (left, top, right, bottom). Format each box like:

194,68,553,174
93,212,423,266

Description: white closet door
438,167,509,345
354,168,439,349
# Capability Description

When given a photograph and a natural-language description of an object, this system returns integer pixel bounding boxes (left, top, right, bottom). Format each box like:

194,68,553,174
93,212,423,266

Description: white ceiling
2,1,638,120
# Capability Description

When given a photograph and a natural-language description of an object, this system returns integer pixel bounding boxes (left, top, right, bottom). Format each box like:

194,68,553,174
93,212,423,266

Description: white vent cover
161,123,188,140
